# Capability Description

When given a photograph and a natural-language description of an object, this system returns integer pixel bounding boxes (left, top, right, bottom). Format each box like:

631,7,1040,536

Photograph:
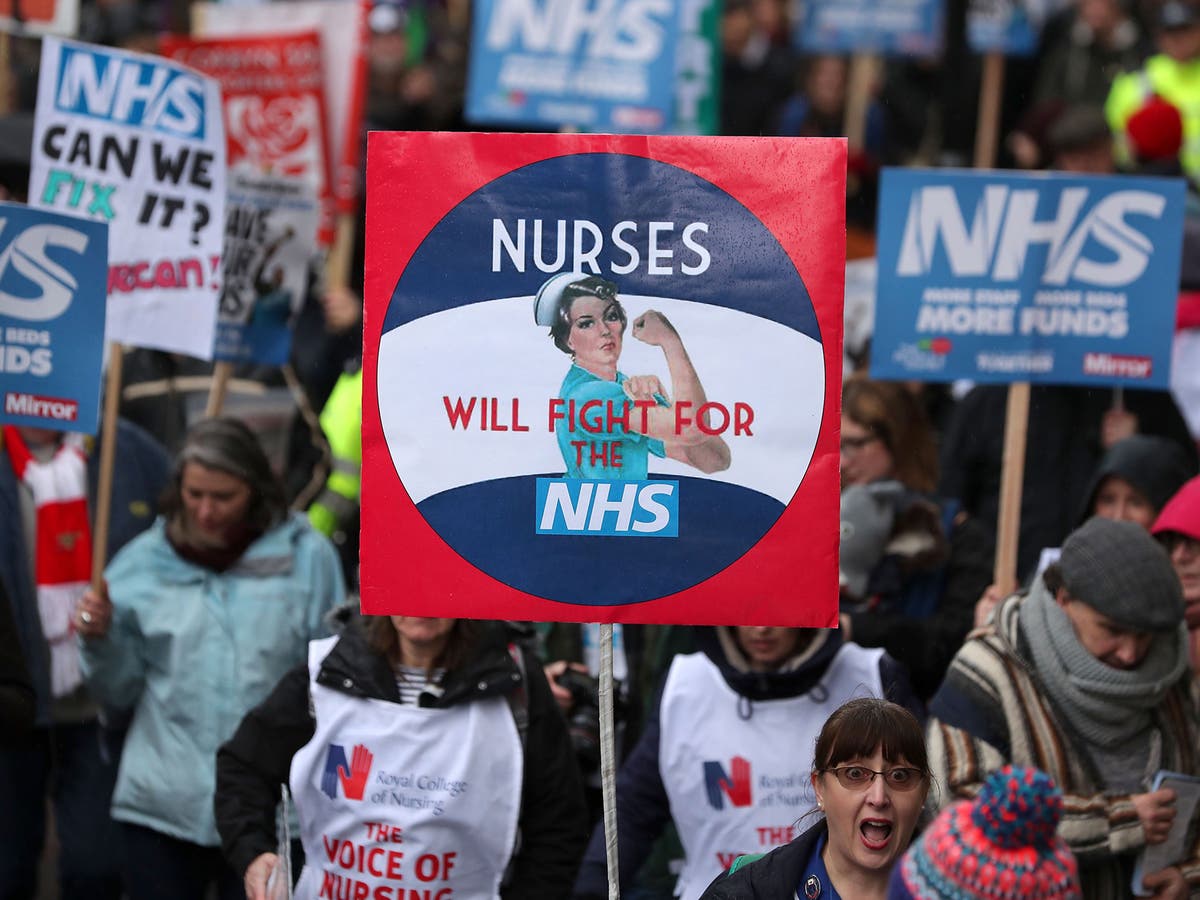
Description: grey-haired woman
74,417,345,900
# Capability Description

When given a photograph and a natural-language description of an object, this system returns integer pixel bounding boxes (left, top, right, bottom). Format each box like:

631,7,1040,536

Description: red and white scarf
4,426,92,697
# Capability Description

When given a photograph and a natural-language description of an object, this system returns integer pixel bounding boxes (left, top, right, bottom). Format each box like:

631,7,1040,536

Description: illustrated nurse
534,272,731,479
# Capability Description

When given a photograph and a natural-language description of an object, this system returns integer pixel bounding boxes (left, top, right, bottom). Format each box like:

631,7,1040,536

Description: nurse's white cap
533,272,590,327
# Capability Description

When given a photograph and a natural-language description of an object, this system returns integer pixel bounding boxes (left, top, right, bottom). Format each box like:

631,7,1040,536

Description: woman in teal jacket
75,417,345,900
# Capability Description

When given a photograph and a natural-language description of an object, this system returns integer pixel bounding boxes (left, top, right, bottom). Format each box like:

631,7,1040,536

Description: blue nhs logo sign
536,479,678,537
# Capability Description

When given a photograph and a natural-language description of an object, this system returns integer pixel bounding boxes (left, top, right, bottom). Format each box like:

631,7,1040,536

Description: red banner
162,32,335,247
192,0,368,217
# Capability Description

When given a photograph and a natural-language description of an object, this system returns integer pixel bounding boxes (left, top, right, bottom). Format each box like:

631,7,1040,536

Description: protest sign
30,39,225,359
0,0,77,36
362,133,846,626
466,0,691,133
0,201,107,433
214,172,318,366
194,1,367,216
871,169,1185,390
797,0,943,57
161,32,335,247
967,0,1043,55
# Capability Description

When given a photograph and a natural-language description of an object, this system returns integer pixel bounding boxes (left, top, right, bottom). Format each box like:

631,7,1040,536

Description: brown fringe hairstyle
842,375,939,494
812,697,931,780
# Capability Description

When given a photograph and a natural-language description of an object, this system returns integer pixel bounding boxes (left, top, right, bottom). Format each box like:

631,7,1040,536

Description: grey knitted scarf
1020,579,1189,747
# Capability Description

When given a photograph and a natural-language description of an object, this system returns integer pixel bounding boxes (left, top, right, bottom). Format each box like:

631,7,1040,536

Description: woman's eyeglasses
822,765,924,791
1159,533,1200,559
839,434,878,455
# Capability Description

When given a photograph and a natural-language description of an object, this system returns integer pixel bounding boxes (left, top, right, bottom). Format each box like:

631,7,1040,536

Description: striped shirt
394,665,445,706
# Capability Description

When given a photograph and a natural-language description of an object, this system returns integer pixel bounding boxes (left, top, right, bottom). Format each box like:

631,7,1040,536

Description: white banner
31,38,226,358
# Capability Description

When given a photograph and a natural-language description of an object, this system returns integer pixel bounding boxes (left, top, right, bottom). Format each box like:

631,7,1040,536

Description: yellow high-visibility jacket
1106,54,1200,182
308,368,361,539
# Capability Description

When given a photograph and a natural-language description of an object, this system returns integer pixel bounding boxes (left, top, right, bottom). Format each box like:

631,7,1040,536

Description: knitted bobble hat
886,766,1082,900
1127,95,1184,163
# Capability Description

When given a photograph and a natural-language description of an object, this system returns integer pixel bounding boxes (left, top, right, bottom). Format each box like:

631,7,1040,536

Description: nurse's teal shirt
556,363,666,479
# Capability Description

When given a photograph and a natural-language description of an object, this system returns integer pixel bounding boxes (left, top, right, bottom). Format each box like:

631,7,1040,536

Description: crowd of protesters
4,0,1200,898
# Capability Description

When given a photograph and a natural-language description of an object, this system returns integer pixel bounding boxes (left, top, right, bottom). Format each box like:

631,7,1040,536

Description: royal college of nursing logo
703,756,752,810
321,743,374,802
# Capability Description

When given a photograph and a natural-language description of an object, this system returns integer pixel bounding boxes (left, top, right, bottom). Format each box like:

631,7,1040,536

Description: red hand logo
337,744,374,801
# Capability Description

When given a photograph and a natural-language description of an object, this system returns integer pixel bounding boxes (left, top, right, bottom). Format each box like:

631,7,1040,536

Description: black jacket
699,821,826,899
848,495,993,701
0,577,34,740
215,617,589,899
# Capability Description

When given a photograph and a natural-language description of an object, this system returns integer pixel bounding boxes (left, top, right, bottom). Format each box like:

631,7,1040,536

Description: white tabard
290,637,523,900
658,644,884,900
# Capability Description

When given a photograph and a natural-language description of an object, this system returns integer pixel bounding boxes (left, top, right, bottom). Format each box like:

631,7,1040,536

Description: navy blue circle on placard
382,152,822,605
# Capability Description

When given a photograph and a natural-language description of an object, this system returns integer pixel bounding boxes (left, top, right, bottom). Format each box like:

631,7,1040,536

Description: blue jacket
79,512,344,846
0,420,169,726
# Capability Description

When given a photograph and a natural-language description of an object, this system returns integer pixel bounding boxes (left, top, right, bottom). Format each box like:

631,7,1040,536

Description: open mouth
859,819,893,850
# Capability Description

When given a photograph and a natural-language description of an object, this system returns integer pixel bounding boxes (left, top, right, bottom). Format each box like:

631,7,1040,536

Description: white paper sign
31,38,226,359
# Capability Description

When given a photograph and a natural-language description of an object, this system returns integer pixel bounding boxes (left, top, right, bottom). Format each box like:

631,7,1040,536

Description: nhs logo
0,218,90,322
896,184,1165,288
55,44,207,139
536,478,678,537
484,0,671,62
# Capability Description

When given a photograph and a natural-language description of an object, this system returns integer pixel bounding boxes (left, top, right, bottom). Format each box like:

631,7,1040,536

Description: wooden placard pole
993,382,1030,592
190,0,229,422
973,49,1027,593
973,52,1005,170
205,360,234,418
90,344,125,590
325,213,357,292
189,1,206,33
844,51,878,155
0,30,12,117
844,50,878,241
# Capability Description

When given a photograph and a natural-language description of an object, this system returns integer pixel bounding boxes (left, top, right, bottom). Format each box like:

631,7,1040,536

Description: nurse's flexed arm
628,310,730,472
